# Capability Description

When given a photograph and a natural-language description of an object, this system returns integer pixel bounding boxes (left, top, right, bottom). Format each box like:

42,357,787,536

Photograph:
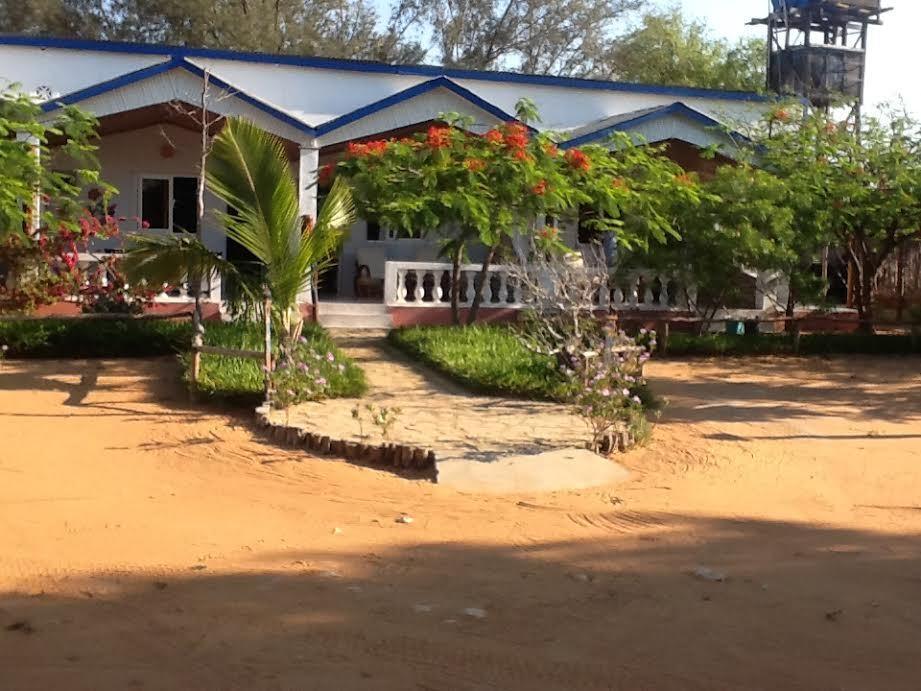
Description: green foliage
339,111,700,324
628,163,797,323
607,9,766,92
339,120,695,256
271,336,367,408
183,321,367,404
0,86,109,240
389,324,569,400
754,108,921,325
0,318,191,358
206,117,357,344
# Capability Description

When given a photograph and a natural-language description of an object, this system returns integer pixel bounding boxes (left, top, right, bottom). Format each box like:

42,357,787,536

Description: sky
660,1,914,114
375,0,914,115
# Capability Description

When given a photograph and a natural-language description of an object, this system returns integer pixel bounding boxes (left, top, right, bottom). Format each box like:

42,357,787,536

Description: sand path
276,332,587,462
1,355,920,689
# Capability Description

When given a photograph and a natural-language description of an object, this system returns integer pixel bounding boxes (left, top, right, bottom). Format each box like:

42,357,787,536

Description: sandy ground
1,355,920,690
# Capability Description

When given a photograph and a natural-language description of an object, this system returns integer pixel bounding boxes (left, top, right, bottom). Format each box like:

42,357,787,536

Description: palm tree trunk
466,244,498,326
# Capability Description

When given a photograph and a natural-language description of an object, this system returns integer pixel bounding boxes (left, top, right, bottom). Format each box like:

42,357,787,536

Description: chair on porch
355,245,386,299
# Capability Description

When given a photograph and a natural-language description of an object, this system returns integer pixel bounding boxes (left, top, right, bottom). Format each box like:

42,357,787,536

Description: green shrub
664,331,921,356
0,318,191,358
186,321,367,404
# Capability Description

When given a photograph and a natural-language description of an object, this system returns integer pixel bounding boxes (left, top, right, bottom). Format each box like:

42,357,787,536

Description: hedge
0,317,191,358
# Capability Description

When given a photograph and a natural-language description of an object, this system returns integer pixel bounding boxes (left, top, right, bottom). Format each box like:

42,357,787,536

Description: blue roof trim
4,34,769,103
177,61,315,135
314,76,524,136
40,56,183,112
560,102,748,149
40,55,316,135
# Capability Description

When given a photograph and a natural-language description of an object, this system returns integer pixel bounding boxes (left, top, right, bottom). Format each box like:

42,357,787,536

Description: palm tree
206,117,355,349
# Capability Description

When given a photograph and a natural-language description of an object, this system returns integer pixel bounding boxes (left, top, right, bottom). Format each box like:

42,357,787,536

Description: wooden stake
263,285,273,407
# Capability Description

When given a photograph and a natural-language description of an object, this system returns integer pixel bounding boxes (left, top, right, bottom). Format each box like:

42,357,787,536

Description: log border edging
255,407,436,474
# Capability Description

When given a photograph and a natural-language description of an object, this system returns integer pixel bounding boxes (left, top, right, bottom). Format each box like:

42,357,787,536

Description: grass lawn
187,321,367,405
388,324,568,401
665,331,921,356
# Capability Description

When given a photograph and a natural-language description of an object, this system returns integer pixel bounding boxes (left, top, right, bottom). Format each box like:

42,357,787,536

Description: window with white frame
139,175,199,233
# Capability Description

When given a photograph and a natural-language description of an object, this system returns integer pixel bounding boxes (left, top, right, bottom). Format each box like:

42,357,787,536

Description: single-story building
1,35,776,327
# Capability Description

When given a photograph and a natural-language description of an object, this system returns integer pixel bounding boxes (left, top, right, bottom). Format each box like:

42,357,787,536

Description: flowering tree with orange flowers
336,101,699,324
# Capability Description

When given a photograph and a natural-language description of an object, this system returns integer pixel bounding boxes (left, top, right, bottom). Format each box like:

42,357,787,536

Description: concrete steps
316,301,393,330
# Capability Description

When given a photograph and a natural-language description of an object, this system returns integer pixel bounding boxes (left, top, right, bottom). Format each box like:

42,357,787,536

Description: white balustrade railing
76,252,220,303
383,261,690,311
384,261,524,308
604,271,692,311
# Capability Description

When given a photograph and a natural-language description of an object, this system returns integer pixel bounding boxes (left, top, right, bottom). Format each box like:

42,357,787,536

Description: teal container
725,320,745,336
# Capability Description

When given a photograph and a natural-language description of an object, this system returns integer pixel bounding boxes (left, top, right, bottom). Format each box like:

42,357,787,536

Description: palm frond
121,233,238,289
206,117,357,324
206,118,299,265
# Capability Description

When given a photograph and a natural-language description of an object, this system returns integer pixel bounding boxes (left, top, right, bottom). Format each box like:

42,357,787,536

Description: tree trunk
450,242,464,326
466,244,498,326
784,284,796,333
856,258,876,334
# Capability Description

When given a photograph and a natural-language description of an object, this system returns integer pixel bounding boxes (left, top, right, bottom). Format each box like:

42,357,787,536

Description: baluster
652,274,664,308
413,270,424,302
497,271,508,304
598,283,610,309
643,276,654,305
434,270,444,302
462,271,473,305
628,276,639,307
395,268,406,303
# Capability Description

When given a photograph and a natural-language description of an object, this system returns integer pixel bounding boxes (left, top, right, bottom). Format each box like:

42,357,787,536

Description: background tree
1,0,426,63
389,0,644,75
628,163,795,330
602,8,766,90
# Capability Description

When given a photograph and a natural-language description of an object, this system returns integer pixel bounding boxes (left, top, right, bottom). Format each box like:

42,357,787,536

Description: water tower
752,0,890,122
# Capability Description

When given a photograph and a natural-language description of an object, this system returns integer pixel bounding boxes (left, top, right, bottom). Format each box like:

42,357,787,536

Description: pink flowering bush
271,338,349,408
560,326,656,454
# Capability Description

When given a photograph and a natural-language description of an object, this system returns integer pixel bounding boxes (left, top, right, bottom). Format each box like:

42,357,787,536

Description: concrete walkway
274,332,629,493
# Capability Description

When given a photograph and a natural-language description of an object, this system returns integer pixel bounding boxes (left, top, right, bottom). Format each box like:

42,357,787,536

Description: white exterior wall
71,123,227,257
0,45,167,99
318,87,504,146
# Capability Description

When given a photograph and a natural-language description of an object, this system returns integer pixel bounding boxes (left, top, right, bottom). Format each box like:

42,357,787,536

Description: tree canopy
0,0,426,63
604,9,766,91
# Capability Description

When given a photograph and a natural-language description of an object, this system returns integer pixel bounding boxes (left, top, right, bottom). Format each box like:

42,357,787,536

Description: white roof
0,36,768,147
